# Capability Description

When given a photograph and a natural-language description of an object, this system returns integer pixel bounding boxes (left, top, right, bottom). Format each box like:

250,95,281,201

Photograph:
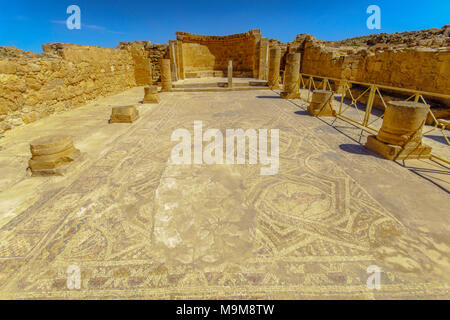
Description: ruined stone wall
176,30,261,77
301,40,450,97
0,44,135,134
118,41,153,85
301,41,363,80
361,48,450,95
148,44,170,83
118,41,169,84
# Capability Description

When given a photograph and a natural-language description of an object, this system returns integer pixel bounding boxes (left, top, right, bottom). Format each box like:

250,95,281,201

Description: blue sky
1,0,449,53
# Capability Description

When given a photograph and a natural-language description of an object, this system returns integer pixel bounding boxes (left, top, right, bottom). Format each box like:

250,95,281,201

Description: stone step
172,80,268,89
171,86,270,92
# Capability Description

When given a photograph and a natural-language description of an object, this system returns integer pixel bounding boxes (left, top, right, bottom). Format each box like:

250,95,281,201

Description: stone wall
297,40,450,112
296,26,450,100
148,44,170,83
361,47,450,95
118,41,153,86
0,44,136,134
301,40,363,80
301,40,450,96
175,30,262,78
118,41,169,84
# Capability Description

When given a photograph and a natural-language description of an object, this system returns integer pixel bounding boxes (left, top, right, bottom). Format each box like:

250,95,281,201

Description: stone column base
270,83,281,90
28,135,81,176
143,86,160,104
307,106,336,117
307,105,336,117
110,106,139,124
365,135,432,160
280,91,300,99
307,90,336,117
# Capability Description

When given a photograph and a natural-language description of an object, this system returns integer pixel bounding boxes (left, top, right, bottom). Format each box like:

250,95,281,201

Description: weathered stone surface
0,45,136,133
28,135,81,176
281,53,301,99
1,26,449,135
154,165,255,266
298,26,450,107
0,88,448,299
377,101,430,146
119,42,169,83
366,101,432,160
307,90,336,117
365,135,432,160
268,47,281,89
118,41,153,86
160,59,172,92
258,37,269,80
175,30,262,79
142,86,160,104
110,105,139,123
30,135,73,156
227,60,233,88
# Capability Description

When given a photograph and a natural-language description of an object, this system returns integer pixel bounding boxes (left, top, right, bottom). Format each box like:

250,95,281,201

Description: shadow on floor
424,134,449,145
285,92,450,191
294,110,309,116
256,96,282,99
397,159,450,193
293,108,370,146
339,143,373,155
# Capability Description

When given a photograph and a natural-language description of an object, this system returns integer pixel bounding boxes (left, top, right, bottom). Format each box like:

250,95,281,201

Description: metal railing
284,73,450,163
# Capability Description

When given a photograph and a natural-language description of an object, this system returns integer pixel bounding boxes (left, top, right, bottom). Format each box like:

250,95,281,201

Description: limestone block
228,61,233,88
426,108,450,124
0,105,7,115
281,53,301,99
0,122,12,133
22,112,39,124
258,37,269,80
365,101,432,160
0,60,18,74
110,105,139,123
268,47,281,89
307,90,336,117
160,59,172,92
377,101,430,146
365,135,432,160
142,86,160,104
333,80,349,95
28,135,81,176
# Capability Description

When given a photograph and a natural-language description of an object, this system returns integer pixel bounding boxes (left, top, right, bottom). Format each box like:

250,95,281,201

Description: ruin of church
0,26,449,299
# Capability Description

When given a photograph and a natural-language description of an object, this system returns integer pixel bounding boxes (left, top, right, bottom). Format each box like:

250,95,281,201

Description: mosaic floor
0,88,449,299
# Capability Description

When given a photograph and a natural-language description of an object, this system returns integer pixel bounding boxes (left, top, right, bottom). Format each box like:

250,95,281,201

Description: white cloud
50,20,124,34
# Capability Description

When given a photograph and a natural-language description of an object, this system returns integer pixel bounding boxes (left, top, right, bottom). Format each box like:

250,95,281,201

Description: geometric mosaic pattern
0,91,448,299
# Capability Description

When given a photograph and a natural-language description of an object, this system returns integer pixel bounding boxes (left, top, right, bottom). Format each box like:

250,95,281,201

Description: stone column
143,86,160,104
307,90,335,117
169,41,178,82
268,47,281,89
365,101,432,160
281,53,301,99
160,59,172,92
28,135,81,176
258,37,269,80
228,60,233,88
